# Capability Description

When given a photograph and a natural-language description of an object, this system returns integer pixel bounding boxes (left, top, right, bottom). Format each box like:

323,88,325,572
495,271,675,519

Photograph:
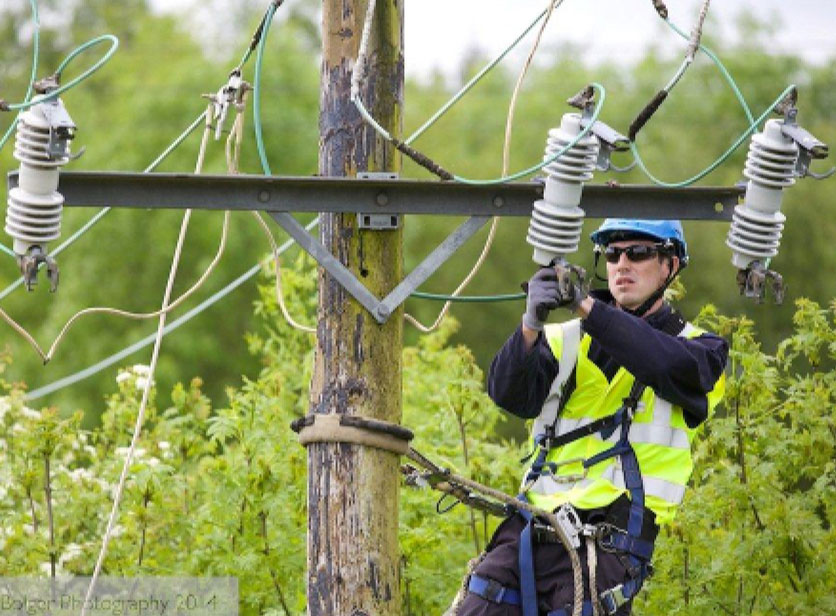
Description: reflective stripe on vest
530,318,582,439
545,400,690,451
525,319,724,525
527,464,688,505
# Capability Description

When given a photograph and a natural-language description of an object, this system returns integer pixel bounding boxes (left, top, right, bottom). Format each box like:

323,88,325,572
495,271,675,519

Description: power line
25,219,317,401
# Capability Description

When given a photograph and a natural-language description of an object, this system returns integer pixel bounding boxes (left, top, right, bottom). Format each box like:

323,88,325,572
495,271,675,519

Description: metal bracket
7,171,743,219
357,213,401,230
270,211,489,323
357,172,402,230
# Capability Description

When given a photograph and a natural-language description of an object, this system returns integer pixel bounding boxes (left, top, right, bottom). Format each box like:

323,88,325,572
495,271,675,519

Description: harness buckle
595,522,627,554
553,503,584,549
482,578,508,604
599,584,628,614
549,456,589,483
522,456,588,493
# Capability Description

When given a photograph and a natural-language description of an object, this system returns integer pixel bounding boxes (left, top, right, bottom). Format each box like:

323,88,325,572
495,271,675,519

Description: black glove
523,267,584,331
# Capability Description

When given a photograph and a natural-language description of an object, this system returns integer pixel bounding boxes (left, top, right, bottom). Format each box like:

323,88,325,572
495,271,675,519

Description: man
457,219,728,615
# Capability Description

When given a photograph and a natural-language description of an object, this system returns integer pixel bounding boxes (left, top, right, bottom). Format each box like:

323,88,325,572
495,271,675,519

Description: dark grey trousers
457,513,635,616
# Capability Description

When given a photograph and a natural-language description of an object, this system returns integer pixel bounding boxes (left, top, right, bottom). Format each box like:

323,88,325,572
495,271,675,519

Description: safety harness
468,310,687,615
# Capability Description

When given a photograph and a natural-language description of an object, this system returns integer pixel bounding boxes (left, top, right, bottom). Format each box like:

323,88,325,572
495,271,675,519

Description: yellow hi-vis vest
524,318,725,525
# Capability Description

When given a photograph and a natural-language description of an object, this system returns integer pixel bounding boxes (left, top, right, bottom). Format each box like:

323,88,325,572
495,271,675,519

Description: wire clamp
736,261,784,304
18,246,59,292
205,70,250,140
358,172,401,230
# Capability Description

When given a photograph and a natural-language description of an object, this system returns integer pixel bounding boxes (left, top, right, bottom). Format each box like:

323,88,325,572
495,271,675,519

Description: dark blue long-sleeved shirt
488,291,729,428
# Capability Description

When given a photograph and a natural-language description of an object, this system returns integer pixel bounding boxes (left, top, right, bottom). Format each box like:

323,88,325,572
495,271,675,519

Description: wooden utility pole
308,1,403,615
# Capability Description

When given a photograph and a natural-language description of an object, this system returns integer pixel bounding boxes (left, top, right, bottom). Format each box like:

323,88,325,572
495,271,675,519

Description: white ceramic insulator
527,113,599,266
726,119,798,269
6,101,68,256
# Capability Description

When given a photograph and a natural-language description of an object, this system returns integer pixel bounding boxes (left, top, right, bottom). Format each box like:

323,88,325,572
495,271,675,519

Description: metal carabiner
548,456,589,484
595,522,628,554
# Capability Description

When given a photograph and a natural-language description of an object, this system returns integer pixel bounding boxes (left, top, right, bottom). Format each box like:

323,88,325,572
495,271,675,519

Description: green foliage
3,254,836,614
401,317,520,614
0,255,518,614
0,3,835,614
0,258,313,612
636,300,836,614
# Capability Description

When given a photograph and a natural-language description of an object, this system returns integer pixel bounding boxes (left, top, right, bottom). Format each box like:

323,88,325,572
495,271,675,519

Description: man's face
605,239,678,311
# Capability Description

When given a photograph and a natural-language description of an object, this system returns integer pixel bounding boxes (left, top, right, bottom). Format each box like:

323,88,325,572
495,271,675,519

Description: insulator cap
727,119,798,269
5,98,73,258
527,113,599,265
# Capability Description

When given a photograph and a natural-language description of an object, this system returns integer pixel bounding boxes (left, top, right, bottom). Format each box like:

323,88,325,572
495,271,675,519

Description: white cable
82,208,194,614
350,0,392,141
404,0,562,333
44,211,229,360
351,0,378,102
231,81,312,333
251,212,316,333
83,107,219,611
25,217,320,402
0,211,230,365
663,0,712,91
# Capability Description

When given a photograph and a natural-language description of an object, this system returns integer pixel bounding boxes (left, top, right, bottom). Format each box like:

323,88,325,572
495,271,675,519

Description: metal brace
269,177,490,323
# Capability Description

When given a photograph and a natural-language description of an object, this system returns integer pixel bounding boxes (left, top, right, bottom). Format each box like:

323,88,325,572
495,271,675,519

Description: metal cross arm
8,171,742,219
6,171,744,323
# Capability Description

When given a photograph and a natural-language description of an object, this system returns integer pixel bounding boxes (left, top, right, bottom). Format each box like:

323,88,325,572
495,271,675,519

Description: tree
637,300,836,614
0,1,320,416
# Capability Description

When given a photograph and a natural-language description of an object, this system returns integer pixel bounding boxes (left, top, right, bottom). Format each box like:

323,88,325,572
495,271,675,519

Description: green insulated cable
452,82,606,185
253,1,279,175
411,291,525,303
404,3,560,146
0,0,40,152
626,18,760,187
630,84,797,188
665,19,754,125
0,29,118,258
3,34,119,111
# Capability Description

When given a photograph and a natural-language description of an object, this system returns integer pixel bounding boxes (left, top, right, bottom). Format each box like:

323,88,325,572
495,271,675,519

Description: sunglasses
602,244,668,264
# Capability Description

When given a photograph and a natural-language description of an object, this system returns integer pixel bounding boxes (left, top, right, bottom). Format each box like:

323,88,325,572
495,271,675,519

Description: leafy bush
2,255,834,615
0,254,516,615
637,301,836,614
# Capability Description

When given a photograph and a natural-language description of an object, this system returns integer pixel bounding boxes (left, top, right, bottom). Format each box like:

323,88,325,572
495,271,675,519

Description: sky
399,0,835,77
150,0,836,78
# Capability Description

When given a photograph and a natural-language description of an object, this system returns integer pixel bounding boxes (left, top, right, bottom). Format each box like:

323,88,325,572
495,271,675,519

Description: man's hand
523,267,588,332
522,268,558,330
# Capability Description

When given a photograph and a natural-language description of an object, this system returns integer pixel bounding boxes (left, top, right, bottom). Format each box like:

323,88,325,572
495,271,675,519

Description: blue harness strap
468,572,645,616
516,382,651,616
517,501,539,616
467,574,522,605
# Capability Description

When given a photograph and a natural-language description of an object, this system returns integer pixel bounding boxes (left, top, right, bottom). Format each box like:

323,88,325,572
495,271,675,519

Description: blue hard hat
590,219,689,264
